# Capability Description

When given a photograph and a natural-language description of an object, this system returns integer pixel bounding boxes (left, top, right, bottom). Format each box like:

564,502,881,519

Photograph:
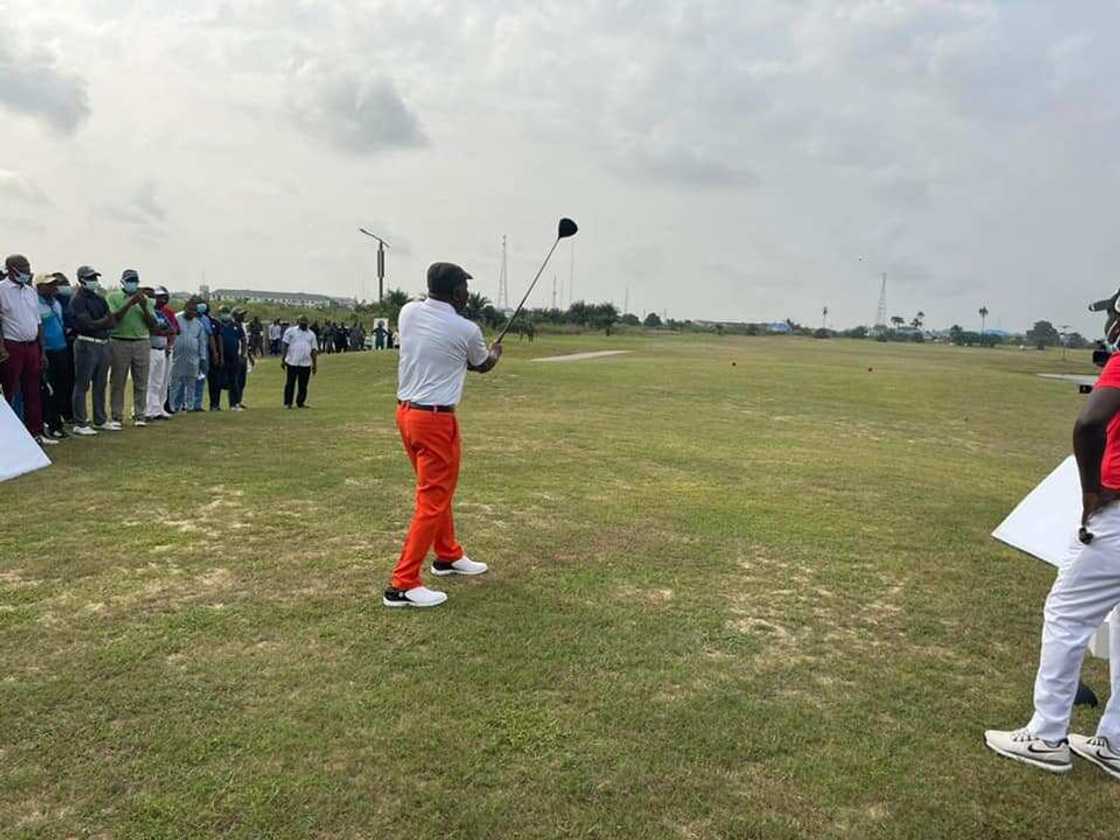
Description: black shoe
297,404,309,409
382,588,410,607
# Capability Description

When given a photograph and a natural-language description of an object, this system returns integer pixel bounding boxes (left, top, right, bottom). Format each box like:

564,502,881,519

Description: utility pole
499,235,508,309
552,275,557,310
874,273,887,328
358,227,391,305
568,241,575,308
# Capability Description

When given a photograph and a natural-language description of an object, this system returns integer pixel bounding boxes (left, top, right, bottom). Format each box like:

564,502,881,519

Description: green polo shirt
106,290,150,339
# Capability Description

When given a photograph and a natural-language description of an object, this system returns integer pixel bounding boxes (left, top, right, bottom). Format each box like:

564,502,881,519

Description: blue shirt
219,321,241,361
37,295,67,351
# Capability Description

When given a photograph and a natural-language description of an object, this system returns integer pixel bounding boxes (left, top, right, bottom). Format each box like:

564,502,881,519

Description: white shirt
268,324,282,340
397,298,489,406
282,325,319,366
0,279,41,342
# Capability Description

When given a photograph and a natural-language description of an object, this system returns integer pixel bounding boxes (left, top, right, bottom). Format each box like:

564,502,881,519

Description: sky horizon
3,2,1119,336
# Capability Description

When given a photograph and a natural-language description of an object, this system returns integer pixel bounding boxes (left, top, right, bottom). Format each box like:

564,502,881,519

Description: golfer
985,352,1120,779
383,262,502,608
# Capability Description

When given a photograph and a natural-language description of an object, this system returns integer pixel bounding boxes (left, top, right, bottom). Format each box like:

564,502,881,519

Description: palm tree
464,292,490,323
384,288,412,324
911,311,925,330
890,315,905,331
979,306,989,337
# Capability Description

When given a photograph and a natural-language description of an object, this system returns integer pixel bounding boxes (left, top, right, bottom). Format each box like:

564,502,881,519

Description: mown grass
1,334,1115,838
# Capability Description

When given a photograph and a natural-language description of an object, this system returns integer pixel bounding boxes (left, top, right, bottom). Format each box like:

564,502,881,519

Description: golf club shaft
495,237,561,343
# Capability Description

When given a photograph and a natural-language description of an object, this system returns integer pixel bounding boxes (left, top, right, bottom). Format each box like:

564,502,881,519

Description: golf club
495,218,578,344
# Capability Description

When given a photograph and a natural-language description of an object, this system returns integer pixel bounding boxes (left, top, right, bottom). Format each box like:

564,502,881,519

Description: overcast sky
2,1,1119,333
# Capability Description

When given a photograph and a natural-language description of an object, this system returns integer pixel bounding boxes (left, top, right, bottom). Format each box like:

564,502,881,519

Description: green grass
0,334,1114,838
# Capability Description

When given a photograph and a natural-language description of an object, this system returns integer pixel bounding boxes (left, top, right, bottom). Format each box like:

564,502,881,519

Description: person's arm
136,296,160,331
280,339,290,369
311,347,318,376
109,293,139,322
1074,386,1120,527
466,326,503,374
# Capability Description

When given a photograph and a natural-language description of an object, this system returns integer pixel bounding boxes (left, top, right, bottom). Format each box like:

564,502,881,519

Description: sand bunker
1037,373,1096,387
532,351,632,363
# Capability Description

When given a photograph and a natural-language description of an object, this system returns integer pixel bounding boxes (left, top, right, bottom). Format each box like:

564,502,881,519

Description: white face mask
11,271,32,286
122,281,140,294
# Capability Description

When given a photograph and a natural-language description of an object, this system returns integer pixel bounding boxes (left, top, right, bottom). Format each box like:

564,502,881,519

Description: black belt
398,400,455,413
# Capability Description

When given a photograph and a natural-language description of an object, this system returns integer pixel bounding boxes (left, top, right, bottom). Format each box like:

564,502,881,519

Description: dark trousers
208,362,224,408
236,358,248,404
0,340,44,436
42,348,73,432
72,338,110,426
284,365,311,407
223,361,242,407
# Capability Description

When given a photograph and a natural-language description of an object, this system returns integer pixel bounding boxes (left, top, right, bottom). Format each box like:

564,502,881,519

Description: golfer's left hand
1082,489,1118,527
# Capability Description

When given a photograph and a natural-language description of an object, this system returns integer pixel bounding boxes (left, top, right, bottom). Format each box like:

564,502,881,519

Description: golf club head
558,218,578,239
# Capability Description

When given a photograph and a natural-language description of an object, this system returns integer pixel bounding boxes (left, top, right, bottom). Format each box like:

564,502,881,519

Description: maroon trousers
1,340,44,437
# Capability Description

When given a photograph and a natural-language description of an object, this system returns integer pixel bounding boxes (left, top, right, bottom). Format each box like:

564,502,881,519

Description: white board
992,455,1113,659
0,397,50,482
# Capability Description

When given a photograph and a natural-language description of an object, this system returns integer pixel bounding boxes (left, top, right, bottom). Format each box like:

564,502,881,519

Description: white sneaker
382,586,448,608
35,434,59,447
431,556,489,576
133,417,148,427
1069,734,1120,781
984,728,1071,773
96,421,122,432
72,425,98,436
231,405,244,412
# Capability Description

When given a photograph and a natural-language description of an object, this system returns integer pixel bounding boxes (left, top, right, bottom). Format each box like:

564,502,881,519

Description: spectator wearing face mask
169,298,205,412
68,266,136,435
0,254,54,447
144,286,176,421
232,308,250,409
193,301,215,412
281,315,319,408
107,269,160,428
216,307,245,411
35,273,71,440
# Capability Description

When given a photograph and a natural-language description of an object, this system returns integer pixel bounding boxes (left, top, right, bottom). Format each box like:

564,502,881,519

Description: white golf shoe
1069,734,1120,781
382,586,448,608
72,425,98,436
984,728,1071,773
431,556,489,576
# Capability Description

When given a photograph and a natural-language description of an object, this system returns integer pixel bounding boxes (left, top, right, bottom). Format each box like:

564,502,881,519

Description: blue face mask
56,286,73,298
198,304,208,315
12,271,32,286
122,280,139,294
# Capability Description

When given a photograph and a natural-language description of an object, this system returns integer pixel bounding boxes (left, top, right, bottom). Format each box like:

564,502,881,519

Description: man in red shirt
985,353,1120,779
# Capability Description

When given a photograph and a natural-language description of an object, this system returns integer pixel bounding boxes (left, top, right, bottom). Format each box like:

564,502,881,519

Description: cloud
0,170,50,205
103,181,167,231
0,25,90,134
288,61,427,155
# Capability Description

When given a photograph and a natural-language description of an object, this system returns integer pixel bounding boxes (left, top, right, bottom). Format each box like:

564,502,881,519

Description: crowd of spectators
2,256,277,450
0,254,339,449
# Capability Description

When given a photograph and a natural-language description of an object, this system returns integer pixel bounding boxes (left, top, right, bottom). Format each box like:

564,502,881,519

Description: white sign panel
0,397,50,482
992,455,1113,659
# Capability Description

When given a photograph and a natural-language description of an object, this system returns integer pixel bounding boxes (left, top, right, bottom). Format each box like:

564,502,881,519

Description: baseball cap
121,269,140,282
427,262,472,296
154,286,169,297
33,273,59,286
76,265,101,281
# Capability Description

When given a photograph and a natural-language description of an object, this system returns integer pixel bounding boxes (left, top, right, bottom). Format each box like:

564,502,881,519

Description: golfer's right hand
489,343,503,362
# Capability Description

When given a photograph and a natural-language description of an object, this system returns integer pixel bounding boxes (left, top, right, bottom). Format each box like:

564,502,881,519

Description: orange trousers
391,404,465,590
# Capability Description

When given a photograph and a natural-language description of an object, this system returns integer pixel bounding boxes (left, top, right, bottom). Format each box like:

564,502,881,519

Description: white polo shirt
396,298,489,406
282,325,319,367
0,279,41,342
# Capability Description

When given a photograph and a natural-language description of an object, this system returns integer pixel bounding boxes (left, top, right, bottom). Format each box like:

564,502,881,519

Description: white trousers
1028,504,1120,742
145,349,168,418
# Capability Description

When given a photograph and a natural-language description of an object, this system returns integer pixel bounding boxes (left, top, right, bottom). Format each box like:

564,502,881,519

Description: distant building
209,289,357,309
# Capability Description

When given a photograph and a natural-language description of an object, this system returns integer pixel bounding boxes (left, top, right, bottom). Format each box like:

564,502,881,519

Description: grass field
1,334,1115,838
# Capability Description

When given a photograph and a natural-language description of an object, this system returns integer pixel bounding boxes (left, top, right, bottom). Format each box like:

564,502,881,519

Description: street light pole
358,228,391,305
